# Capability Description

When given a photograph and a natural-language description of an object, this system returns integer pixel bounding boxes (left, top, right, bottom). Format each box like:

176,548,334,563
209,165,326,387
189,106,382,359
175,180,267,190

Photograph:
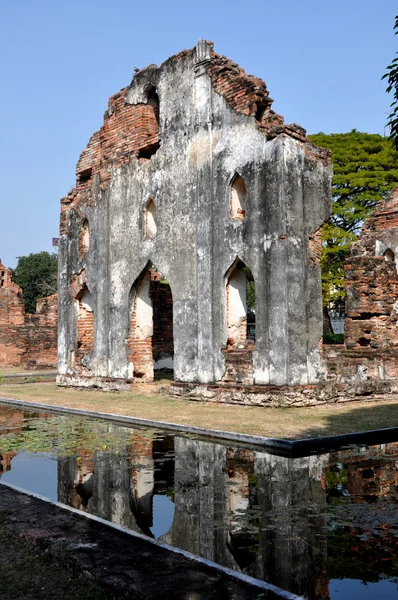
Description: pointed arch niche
384,248,395,263
74,284,94,367
230,174,247,220
225,259,255,347
127,265,174,381
145,199,157,239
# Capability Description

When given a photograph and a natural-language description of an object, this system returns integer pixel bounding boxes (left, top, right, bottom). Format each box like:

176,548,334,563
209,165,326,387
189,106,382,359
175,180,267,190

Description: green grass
1,382,398,439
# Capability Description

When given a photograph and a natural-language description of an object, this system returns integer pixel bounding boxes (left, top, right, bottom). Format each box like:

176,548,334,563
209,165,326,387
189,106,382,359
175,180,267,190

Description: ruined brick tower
58,40,331,390
345,187,398,353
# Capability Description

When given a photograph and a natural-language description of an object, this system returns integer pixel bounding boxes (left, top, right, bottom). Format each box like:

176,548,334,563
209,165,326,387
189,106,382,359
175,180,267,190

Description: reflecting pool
1,404,398,600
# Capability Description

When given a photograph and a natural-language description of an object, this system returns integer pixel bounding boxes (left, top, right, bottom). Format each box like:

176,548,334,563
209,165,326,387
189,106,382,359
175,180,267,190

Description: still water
0,404,398,600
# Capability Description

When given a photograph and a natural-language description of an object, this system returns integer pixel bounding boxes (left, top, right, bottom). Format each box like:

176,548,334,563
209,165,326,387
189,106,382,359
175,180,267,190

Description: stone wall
58,40,332,389
0,260,57,368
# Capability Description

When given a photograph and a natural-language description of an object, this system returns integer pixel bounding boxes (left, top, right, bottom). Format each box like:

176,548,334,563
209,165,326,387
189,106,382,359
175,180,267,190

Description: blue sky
0,0,396,268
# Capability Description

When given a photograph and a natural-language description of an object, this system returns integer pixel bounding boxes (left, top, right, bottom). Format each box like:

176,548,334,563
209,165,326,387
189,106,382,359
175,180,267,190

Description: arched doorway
127,265,174,381
223,259,255,384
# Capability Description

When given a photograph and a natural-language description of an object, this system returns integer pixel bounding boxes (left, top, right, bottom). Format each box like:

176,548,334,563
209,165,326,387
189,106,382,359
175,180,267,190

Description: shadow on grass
293,400,398,440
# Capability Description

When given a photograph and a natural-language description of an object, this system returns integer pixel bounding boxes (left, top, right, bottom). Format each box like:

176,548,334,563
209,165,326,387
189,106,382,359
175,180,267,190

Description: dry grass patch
0,382,398,439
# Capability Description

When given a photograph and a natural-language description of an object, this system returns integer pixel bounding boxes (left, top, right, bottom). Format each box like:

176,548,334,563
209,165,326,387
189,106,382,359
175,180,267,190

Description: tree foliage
383,14,398,149
308,131,398,306
12,252,58,313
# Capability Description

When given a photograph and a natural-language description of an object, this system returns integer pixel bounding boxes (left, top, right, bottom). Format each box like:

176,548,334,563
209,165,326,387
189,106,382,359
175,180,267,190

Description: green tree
308,131,398,307
383,14,398,149
12,252,58,313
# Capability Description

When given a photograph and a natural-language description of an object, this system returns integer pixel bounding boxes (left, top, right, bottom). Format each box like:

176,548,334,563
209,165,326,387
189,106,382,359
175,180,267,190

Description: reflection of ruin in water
57,434,328,600
2,406,398,599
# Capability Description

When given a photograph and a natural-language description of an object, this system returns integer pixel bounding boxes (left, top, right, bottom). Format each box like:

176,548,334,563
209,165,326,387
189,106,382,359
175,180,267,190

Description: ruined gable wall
0,261,57,368
58,41,331,388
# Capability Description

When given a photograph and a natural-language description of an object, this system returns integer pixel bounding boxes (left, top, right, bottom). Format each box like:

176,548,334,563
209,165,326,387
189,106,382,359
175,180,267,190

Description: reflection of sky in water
150,494,175,538
330,578,398,599
1,452,57,501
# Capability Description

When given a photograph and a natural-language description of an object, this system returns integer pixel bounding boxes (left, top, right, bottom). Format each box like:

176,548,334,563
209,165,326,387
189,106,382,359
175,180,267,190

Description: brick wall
222,348,254,385
323,187,398,382
206,49,331,151
0,261,57,368
345,187,398,351
76,302,94,365
60,83,161,238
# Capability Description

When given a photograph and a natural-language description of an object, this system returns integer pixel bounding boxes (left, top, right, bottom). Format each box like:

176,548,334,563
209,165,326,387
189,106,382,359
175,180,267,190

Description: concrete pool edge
0,396,293,453
0,396,398,455
0,480,303,600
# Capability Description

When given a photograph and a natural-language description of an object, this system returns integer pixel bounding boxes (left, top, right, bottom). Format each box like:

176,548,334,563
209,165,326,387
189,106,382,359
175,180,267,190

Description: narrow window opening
230,175,247,220
138,142,160,160
78,168,92,183
146,86,160,125
137,85,160,161
226,260,255,348
145,199,157,239
127,265,174,381
80,218,89,257
255,102,267,123
75,285,94,365
384,248,395,263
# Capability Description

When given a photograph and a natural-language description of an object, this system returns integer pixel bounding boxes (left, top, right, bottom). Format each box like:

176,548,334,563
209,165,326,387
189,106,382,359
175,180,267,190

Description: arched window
145,199,157,239
75,285,94,361
225,259,255,347
80,218,89,257
230,175,247,220
384,248,395,263
127,264,174,381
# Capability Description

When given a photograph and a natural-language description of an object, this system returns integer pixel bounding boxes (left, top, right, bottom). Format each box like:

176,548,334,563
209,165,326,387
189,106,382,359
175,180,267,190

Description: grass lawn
0,382,398,439
0,367,56,375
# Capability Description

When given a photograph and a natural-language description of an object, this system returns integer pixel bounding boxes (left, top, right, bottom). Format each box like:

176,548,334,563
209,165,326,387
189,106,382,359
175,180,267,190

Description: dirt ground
0,512,124,600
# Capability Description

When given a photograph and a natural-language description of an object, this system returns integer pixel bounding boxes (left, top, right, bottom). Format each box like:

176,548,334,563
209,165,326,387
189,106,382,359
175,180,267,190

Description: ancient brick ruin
0,260,57,369
345,187,398,351
57,40,332,391
325,187,398,383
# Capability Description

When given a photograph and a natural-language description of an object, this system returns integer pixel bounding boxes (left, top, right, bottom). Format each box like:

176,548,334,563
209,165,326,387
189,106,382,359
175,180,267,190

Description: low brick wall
324,344,398,382
170,379,398,407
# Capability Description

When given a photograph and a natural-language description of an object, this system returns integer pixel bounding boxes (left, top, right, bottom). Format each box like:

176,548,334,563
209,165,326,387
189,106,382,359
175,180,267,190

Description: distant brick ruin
325,187,398,383
345,187,398,351
0,261,57,369
57,40,332,392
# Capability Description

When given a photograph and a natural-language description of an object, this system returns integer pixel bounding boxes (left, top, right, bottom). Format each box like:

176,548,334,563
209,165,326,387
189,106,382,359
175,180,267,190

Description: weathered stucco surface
58,40,331,389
